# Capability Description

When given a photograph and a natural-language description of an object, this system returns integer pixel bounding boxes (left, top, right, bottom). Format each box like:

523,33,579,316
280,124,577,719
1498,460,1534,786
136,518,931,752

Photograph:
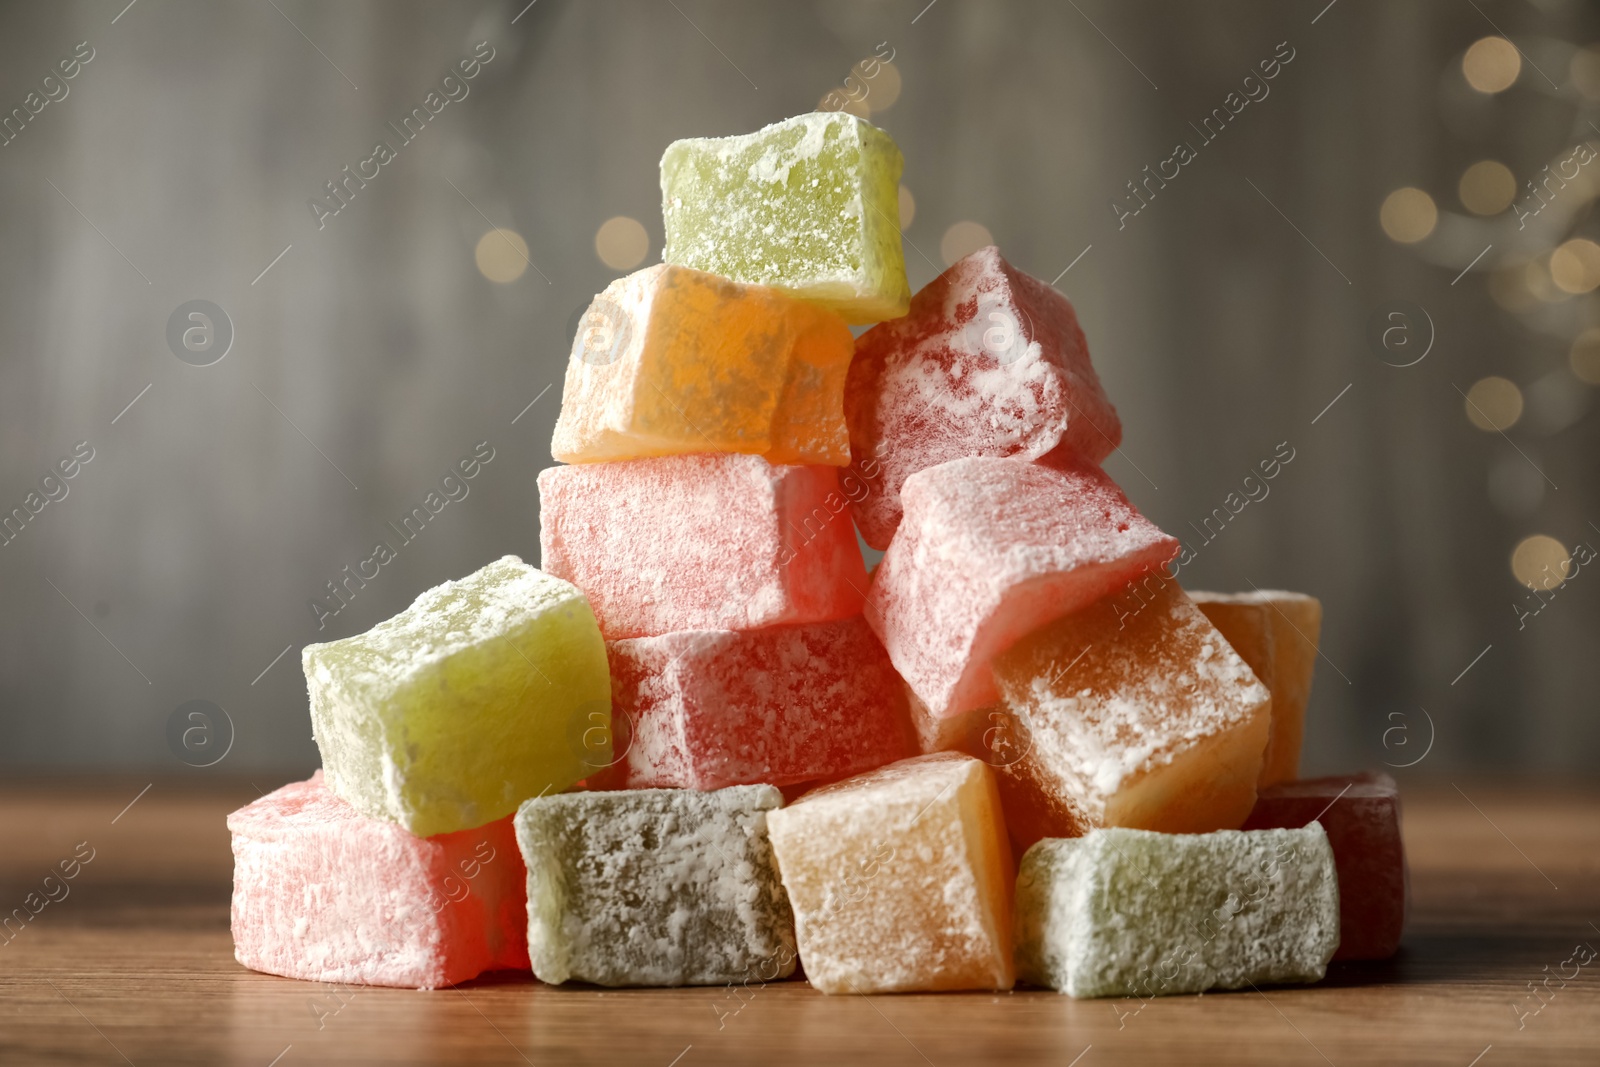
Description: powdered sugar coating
538,454,867,640
867,455,1179,720
228,773,529,990
661,112,909,323
303,556,611,837
766,752,1014,994
1015,825,1339,997
845,246,1122,548
514,786,795,987
991,579,1270,850
591,616,914,791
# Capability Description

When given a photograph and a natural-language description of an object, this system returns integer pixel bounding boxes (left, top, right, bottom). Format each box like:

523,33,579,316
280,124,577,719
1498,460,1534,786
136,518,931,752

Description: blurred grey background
1,0,1596,781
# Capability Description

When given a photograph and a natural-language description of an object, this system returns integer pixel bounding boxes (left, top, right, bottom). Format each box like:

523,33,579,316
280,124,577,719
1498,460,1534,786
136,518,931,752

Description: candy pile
229,112,1407,998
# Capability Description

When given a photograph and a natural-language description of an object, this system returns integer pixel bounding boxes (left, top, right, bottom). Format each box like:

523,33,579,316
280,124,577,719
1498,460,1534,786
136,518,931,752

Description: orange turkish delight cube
1192,589,1322,786
766,753,1014,994
989,579,1270,851
552,264,853,466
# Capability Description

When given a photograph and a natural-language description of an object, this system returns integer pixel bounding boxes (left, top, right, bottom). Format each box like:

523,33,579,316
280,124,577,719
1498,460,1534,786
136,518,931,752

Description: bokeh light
819,59,902,118
1463,36,1521,93
1571,44,1600,100
940,220,993,265
1549,238,1600,294
1570,327,1600,384
1458,160,1516,215
1524,371,1589,435
474,228,530,283
1489,266,1538,312
595,216,649,271
1525,258,1568,304
1464,376,1524,431
898,184,915,230
863,60,901,112
1511,534,1571,591
1380,187,1437,243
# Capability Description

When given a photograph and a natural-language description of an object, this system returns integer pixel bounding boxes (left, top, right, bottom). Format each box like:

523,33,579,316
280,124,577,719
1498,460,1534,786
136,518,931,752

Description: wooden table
2,779,1597,1066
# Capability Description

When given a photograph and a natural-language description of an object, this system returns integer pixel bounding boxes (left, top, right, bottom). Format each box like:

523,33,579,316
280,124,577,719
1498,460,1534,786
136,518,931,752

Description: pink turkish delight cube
590,616,915,791
538,453,867,639
228,773,529,989
867,455,1178,721
844,245,1121,549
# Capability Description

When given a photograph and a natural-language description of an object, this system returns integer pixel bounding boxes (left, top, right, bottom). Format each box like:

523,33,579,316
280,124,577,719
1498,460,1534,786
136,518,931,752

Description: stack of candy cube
229,112,1408,999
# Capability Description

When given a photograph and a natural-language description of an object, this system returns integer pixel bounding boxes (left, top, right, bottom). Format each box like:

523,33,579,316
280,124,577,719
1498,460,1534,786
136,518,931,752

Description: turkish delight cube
552,264,853,466
304,556,611,837
1192,589,1322,786
1015,824,1339,997
867,455,1178,721
845,245,1121,548
766,752,1014,994
538,454,867,640
1243,771,1406,960
590,616,913,791
228,773,529,990
514,786,795,987
989,578,1271,851
661,112,909,323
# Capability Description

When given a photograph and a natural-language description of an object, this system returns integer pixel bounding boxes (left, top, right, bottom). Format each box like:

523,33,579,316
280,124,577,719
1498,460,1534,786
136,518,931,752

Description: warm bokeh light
940,220,993,265
1458,160,1516,215
1511,534,1571,591
1488,266,1537,312
1464,376,1524,431
1526,371,1590,434
595,216,649,271
1525,258,1568,305
861,59,902,112
1571,44,1600,100
898,184,915,230
1571,327,1600,384
1549,238,1600,293
1463,36,1521,93
1380,187,1437,243
474,228,530,283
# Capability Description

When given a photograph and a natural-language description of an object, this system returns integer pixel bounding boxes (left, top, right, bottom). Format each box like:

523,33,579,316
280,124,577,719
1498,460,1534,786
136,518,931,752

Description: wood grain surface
1,778,1597,1066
